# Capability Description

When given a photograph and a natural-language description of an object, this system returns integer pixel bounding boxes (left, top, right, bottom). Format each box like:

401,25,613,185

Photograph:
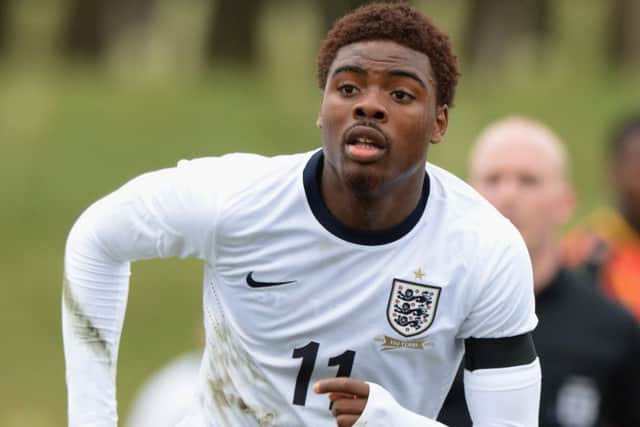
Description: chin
344,170,387,200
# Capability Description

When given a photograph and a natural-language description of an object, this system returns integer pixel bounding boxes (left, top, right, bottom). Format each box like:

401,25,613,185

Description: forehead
329,40,433,81
618,130,640,161
473,129,564,177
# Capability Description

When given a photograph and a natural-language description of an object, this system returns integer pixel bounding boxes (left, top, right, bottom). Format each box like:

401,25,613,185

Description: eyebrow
332,65,366,78
331,65,427,88
387,69,427,88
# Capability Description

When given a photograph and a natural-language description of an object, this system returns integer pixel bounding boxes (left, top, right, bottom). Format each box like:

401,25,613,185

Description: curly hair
316,2,460,107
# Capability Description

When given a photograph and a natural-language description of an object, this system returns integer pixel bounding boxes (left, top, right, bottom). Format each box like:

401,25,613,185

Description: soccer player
438,117,640,427
564,115,640,321
63,4,541,426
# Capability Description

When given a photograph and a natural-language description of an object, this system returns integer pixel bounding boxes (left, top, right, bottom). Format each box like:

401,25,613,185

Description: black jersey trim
464,332,537,371
303,150,430,246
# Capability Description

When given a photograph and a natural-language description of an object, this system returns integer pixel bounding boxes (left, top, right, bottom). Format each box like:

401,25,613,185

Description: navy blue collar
303,150,430,246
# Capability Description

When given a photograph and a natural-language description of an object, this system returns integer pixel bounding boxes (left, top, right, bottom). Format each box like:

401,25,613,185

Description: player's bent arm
348,332,540,427
328,365,540,427
355,382,448,427
63,161,219,427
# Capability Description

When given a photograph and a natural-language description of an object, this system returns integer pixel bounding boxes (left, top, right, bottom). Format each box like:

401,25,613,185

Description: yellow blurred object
564,207,640,320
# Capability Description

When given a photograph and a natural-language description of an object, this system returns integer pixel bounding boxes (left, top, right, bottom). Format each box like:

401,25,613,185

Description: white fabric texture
464,358,542,426
356,382,447,426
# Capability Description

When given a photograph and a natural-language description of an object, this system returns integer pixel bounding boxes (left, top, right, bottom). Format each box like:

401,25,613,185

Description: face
470,126,574,255
317,40,448,198
613,131,640,227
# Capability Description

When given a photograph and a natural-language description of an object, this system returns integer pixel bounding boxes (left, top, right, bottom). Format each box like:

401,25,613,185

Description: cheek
400,107,430,139
615,163,640,195
529,192,563,227
626,174,640,198
394,113,431,160
474,184,508,209
479,188,501,207
321,95,350,124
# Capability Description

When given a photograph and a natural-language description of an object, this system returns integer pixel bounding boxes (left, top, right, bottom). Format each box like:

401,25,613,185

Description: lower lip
345,143,386,163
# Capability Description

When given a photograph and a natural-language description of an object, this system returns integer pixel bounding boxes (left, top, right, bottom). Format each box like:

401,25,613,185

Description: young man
564,115,640,321
439,117,640,427
63,4,540,427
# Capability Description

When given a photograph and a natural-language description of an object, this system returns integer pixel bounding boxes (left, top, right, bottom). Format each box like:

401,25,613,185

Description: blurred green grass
0,0,639,425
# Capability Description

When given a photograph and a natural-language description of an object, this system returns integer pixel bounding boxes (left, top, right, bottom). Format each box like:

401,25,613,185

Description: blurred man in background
438,117,640,427
564,115,640,321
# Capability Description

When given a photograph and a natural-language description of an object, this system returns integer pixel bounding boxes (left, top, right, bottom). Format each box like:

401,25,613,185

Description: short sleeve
457,229,538,339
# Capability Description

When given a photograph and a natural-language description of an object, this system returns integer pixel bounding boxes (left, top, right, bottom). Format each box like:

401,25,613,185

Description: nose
353,91,388,123
493,180,520,212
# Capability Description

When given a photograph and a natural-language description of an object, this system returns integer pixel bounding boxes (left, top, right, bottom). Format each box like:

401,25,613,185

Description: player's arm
314,378,448,427
458,223,541,426
314,340,540,427
463,334,540,426
63,160,219,426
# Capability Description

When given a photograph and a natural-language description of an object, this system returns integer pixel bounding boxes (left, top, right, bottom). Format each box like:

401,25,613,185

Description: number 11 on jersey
291,341,356,406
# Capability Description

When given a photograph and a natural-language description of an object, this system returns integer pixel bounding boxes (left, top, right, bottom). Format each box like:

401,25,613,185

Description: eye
519,174,540,187
338,84,359,97
391,90,415,103
484,174,501,185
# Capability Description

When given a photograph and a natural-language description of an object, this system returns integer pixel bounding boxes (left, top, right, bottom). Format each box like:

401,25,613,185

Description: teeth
356,136,372,144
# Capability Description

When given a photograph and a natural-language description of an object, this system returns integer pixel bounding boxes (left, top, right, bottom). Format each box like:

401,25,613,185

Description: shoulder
427,165,536,338
172,150,313,200
177,151,311,184
562,269,637,327
426,162,523,252
561,207,633,267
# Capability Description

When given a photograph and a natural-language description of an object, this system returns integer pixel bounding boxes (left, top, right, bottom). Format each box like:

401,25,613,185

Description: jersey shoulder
176,150,313,197
426,162,521,246
564,269,637,328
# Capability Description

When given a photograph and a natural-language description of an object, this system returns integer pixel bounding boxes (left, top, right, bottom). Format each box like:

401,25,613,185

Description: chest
210,227,471,361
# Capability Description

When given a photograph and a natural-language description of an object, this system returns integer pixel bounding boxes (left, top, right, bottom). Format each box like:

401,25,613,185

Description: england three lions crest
387,279,441,337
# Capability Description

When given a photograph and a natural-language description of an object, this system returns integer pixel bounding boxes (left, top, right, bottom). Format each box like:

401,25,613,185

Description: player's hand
313,377,369,427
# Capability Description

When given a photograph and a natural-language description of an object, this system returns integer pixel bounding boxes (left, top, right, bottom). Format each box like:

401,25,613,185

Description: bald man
438,117,640,427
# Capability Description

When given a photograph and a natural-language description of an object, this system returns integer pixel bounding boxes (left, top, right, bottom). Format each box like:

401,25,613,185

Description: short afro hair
316,2,460,107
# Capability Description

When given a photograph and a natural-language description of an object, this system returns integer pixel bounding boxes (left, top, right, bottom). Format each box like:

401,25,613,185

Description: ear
556,184,576,225
430,105,449,144
316,91,326,129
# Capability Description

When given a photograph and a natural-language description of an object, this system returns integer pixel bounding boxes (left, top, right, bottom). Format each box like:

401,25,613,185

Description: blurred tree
318,0,371,34
62,0,107,59
206,0,265,65
608,0,640,66
464,0,550,68
62,0,156,60
0,0,8,53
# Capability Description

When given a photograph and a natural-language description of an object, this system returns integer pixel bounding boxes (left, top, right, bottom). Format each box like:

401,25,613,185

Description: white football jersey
63,149,537,427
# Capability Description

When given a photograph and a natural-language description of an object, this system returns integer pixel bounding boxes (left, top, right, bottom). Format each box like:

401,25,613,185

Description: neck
530,238,561,294
321,164,425,231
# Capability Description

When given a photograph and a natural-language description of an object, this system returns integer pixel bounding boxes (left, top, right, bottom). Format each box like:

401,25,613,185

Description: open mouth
343,125,389,163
